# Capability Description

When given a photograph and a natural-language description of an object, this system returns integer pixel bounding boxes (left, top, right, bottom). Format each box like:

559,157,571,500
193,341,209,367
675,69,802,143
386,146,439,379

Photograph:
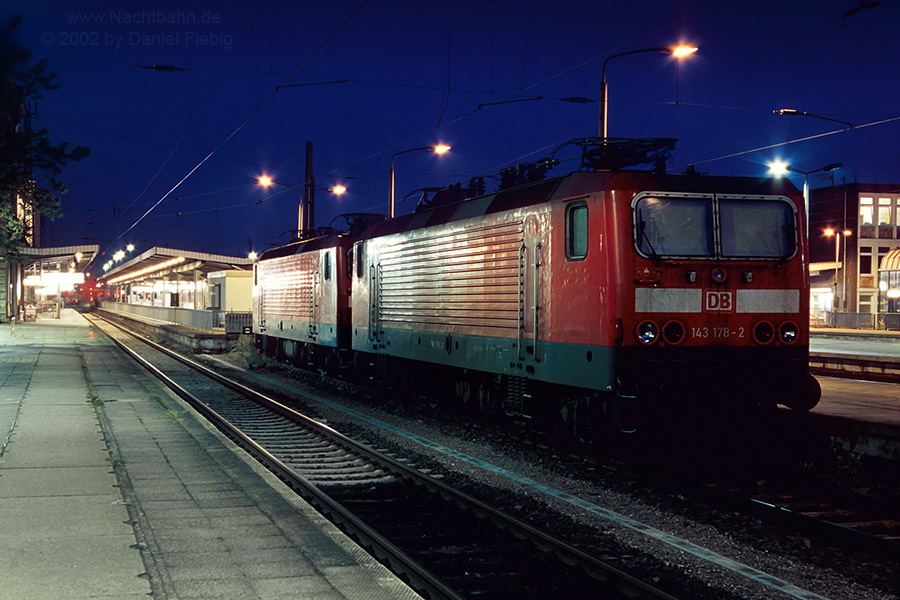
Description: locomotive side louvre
351,208,552,380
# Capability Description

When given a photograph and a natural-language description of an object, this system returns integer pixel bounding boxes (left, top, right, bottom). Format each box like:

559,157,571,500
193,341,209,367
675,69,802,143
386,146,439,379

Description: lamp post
257,176,346,239
599,43,697,139
389,144,450,219
824,227,852,312
766,160,841,235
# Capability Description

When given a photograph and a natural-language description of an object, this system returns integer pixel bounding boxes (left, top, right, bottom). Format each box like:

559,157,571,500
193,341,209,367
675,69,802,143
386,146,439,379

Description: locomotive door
308,268,320,341
365,242,385,344
518,215,542,364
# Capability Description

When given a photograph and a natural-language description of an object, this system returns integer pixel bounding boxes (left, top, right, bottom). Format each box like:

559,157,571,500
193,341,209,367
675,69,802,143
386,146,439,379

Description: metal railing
821,311,900,331
101,301,215,332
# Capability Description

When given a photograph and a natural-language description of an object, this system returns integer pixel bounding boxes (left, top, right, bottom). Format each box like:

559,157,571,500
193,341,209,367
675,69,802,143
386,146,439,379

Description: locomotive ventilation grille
377,221,525,332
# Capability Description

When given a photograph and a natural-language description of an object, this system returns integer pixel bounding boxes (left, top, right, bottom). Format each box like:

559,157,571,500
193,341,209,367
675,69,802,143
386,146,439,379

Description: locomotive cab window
636,196,714,257
566,202,588,260
633,193,797,260
719,199,795,258
323,251,332,281
355,243,365,279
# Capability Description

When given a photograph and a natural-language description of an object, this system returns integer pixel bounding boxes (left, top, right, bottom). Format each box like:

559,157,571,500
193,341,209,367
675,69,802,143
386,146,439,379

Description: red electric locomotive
253,139,820,436
349,139,820,435
253,214,383,370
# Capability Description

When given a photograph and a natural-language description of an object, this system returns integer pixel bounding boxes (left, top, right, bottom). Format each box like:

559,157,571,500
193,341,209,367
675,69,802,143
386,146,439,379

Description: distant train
253,138,820,436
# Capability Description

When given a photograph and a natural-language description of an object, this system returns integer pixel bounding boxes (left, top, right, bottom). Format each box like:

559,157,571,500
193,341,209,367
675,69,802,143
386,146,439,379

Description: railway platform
0,309,421,600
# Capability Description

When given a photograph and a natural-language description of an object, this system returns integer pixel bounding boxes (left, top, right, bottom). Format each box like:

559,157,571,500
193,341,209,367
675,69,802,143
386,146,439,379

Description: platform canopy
19,244,99,280
98,247,255,286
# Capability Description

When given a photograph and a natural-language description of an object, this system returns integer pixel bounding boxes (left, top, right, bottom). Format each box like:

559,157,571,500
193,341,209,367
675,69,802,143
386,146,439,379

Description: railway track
87,314,682,600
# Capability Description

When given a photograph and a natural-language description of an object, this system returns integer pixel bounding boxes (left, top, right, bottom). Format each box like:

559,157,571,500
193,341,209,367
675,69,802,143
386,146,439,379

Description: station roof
20,244,99,275
98,247,254,285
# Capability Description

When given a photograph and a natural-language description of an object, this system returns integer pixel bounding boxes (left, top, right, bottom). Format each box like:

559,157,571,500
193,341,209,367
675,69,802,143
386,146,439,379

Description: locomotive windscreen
636,197,713,257
719,199,795,258
635,194,796,260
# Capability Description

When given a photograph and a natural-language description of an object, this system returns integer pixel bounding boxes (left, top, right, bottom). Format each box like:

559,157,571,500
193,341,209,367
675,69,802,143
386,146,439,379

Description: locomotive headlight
662,320,686,345
635,320,659,345
752,321,775,345
778,321,799,344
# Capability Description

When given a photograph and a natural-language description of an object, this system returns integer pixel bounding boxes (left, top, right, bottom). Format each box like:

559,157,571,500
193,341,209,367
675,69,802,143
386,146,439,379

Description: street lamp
773,108,853,129
767,160,841,234
389,144,450,219
600,43,697,138
257,176,347,239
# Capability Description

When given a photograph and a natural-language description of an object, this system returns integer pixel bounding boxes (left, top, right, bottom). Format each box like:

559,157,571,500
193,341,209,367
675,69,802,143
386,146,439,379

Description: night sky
6,0,899,270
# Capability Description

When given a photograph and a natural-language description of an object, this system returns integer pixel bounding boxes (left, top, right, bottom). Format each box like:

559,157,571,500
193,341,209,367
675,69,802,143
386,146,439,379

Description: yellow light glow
331,185,347,195
823,227,835,237
75,252,83,261
432,144,451,155
106,256,186,285
127,244,135,252
258,175,273,187
888,289,900,299
24,273,85,286
248,251,258,260
664,44,698,58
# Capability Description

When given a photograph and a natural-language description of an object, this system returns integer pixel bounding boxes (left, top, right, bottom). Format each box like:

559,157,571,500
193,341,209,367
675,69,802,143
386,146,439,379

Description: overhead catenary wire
105,0,371,260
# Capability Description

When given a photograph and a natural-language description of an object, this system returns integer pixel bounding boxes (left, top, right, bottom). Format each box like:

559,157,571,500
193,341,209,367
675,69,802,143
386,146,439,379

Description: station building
809,182,900,329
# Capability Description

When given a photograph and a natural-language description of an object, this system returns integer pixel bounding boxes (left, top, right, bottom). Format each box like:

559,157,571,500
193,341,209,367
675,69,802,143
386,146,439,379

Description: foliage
0,15,90,258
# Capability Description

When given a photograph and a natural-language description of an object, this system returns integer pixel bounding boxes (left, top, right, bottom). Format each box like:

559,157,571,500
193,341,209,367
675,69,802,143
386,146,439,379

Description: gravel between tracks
202,354,896,600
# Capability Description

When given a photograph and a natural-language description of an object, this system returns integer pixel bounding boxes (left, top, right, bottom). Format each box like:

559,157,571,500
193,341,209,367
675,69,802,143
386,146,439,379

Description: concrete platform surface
0,310,421,600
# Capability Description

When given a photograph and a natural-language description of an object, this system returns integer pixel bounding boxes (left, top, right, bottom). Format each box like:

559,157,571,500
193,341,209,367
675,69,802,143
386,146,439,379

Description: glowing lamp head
823,227,836,237
635,320,659,345
663,43,698,58
258,175,274,187
767,159,790,177
331,184,347,195
431,144,451,155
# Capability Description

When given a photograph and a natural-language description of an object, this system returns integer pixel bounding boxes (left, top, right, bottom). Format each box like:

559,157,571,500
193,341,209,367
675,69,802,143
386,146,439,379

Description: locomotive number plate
691,326,746,340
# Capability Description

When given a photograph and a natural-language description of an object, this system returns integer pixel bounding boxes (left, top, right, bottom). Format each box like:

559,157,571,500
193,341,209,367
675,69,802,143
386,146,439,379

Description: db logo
705,290,735,312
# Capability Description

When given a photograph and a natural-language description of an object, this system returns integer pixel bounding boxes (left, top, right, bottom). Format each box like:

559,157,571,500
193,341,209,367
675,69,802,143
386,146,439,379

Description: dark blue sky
7,0,899,266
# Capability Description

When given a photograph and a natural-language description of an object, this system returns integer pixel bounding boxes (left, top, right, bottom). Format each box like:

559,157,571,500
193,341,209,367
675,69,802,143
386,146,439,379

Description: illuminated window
860,197,874,225
566,202,588,260
878,197,892,226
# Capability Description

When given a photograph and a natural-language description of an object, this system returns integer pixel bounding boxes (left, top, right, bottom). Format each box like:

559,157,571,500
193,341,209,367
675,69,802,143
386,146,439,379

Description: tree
0,15,90,257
